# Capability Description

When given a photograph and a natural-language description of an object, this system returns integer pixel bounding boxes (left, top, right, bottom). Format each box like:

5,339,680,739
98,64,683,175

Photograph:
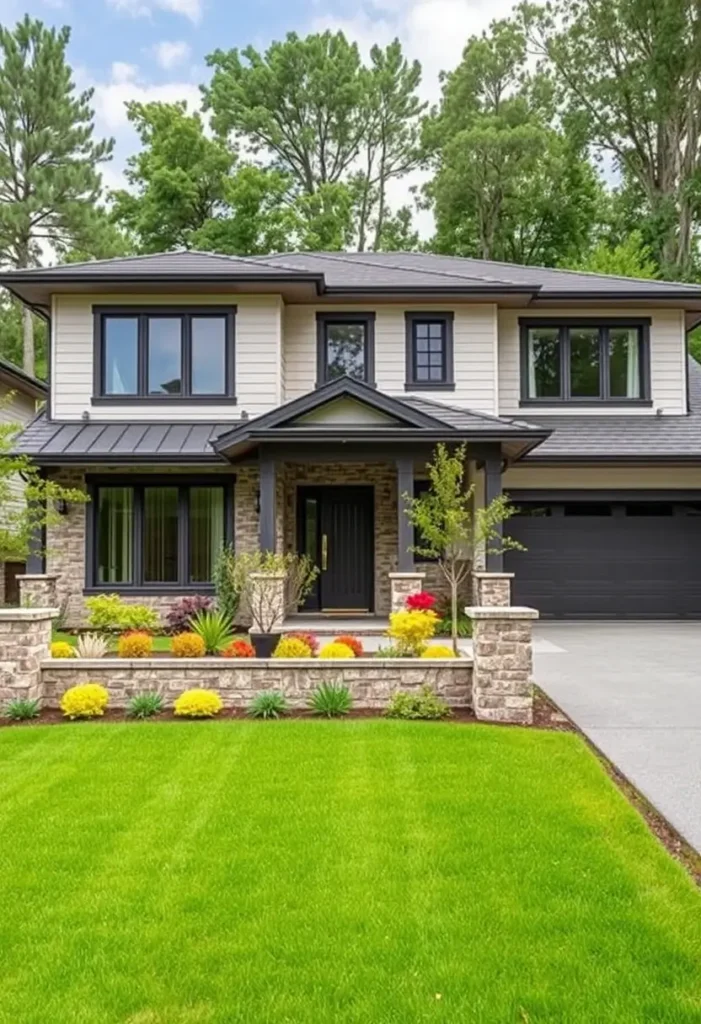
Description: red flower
222,639,255,659
335,634,364,657
406,591,437,611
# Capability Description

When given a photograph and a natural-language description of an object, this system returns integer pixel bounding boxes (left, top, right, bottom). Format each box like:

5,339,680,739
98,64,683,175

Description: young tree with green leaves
520,0,701,278
0,415,87,565
424,18,602,265
571,231,659,279
404,443,519,654
0,16,113,375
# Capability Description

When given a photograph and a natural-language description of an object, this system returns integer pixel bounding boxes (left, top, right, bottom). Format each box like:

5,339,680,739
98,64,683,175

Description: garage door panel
505,499,701,618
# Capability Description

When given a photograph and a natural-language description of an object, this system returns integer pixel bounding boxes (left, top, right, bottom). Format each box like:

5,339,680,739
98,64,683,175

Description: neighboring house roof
13,376,549,464
523,358,701,461
0,357,47,400
2,249,701,304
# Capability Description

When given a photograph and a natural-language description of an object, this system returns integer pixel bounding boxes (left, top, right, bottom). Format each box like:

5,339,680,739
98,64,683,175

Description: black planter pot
249,632,278,658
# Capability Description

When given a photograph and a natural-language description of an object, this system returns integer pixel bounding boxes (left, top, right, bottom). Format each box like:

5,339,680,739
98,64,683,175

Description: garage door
504,497,701,617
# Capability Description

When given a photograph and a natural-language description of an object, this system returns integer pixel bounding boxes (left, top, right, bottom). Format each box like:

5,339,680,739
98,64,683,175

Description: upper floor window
316,312,376,386
94,306,236,403
405,312,454,390
520,319,650,405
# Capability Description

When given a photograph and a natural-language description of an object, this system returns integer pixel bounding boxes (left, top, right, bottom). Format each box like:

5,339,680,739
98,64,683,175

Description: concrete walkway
533,622,701,853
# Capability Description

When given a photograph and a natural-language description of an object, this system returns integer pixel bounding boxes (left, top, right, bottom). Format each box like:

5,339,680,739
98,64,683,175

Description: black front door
298,486,374,612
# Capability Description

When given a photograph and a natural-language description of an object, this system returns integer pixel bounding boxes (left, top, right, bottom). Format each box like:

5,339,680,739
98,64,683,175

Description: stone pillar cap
388,571,426,579
465,606,539,620
471,571,515,579
0,607,59,620
15,573,59,580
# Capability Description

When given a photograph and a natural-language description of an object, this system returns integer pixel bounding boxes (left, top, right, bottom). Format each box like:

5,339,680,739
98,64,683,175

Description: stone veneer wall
47,462,449,626
41,657,472,710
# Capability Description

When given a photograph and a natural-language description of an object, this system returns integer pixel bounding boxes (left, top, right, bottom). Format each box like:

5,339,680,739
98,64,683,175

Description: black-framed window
88,478,232,592
316,312,376,386
93,306,236,403
405,312,454,390
519,318,651,405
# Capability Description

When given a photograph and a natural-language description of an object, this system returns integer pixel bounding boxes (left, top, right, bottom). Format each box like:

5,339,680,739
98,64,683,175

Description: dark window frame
92,305,237,405
85,475,233,594
519,317,652,406
404,312,455,391
412,479,439,562
315,311,376,387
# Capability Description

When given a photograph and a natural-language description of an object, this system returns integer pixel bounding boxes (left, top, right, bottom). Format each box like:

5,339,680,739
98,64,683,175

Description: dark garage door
504,497,701,618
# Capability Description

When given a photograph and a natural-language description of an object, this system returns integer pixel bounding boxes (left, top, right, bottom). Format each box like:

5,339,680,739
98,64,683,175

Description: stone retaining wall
41,657,472,711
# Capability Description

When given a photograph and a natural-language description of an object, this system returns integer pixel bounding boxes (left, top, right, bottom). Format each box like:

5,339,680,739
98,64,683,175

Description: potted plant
213,550,318,658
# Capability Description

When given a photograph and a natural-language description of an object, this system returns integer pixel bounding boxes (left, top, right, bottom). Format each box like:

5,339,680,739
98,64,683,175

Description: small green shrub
436,613,472,639
309,682,353,718
384,685,452,720
4,698,40,721
85,594,160,633
190,609,235,654
247,691,289,719
126,693,164,719
375,644,405,658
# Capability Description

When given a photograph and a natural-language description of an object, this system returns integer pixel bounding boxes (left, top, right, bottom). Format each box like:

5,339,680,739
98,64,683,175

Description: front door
297,486,374,612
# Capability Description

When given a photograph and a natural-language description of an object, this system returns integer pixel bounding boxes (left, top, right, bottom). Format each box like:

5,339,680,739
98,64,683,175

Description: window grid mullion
179,486,189,586
561,326,570,400
138,315,148,396
601,327,610,399
133,486,144,586
182,314,192,396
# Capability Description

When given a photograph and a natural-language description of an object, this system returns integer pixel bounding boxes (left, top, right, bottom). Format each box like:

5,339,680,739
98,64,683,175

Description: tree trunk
22,306,34,377
451,581,459,656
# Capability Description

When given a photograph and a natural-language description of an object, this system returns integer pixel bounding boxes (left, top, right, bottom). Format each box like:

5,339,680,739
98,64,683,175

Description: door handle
321,533,328,571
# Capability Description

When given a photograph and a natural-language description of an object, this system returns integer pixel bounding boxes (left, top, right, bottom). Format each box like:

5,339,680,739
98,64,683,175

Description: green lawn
0,722,699,1024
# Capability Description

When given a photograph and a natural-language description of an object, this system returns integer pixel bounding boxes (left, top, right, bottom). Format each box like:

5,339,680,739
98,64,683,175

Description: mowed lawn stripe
0,720,699,1024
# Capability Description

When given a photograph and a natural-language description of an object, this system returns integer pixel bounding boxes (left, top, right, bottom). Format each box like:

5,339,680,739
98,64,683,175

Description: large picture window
316,312,375,386
520,319,650,404
94,306,236,403
90,479,231,591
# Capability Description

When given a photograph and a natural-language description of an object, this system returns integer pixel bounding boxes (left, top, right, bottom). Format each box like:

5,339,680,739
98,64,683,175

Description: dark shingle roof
399,394,540,433
2,249,701,299
524,358,701,459
252,251,701,298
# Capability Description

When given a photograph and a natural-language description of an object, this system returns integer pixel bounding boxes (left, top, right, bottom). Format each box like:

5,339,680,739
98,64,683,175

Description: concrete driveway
533,622,701,853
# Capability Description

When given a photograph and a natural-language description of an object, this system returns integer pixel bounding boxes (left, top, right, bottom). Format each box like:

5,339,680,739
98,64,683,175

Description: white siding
283,303,499,414
498,307,687,416
503,465,701,489
0,384,37,521
52,293,283,421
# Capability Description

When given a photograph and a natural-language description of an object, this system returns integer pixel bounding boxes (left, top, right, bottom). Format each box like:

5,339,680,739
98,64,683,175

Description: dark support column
258,454,277,553
396,456,414,572
484,449,503,572
26,496,45,574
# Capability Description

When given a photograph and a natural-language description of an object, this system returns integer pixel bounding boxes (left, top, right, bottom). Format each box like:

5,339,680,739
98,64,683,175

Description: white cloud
107,0,203,24
151,39,191,69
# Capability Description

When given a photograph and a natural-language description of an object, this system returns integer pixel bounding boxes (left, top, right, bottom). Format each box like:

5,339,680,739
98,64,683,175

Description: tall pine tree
0,17,112,374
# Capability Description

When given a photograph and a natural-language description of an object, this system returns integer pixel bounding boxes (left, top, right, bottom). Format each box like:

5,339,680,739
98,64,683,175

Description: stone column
0,562,5,606
388,571,426,612
466,606,539,724
16,574,59,608
471,571,513,607
0,607,57,705
249,572,286,632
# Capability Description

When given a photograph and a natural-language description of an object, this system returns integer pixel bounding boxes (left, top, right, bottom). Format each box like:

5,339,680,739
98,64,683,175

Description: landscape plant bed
1,720,699,1023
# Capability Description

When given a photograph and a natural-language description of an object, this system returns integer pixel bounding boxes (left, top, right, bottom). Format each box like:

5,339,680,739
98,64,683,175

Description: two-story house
0,356,47,604
3,249,701,625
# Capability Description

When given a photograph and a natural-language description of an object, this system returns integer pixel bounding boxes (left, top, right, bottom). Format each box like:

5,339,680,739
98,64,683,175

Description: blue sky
2,0,513,217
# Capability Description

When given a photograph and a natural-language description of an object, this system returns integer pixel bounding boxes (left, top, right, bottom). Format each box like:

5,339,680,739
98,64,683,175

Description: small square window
405,314,454,389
